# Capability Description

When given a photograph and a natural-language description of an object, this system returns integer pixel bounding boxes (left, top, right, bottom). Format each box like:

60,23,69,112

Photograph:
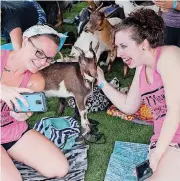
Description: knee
54,159,69,178
41,158,69,178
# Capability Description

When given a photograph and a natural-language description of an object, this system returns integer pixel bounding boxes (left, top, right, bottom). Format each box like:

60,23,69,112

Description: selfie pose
0,25,69,181
97,8,180,180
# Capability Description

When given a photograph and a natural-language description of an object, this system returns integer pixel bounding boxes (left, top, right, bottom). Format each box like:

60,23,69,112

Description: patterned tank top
1,50,32,144
139,47,180,143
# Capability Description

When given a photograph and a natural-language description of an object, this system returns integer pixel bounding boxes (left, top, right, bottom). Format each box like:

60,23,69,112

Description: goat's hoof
81,123,91,136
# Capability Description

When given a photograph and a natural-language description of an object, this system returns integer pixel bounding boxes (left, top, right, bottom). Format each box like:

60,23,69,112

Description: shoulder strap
20,71,32,88
154,47,162,69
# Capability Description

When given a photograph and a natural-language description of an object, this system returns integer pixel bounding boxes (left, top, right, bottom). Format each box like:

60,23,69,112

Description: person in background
1,24,69,181
155,0,180,47
97,8,180,180
1,1,46,50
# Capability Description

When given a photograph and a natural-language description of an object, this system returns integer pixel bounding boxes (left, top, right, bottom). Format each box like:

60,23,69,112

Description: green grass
63,2,88,19
1,2,153,181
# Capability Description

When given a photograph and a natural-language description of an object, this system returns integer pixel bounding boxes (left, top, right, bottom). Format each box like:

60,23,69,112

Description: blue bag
34,116,80,151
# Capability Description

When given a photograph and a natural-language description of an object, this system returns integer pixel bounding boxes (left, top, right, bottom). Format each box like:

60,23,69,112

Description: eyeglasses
28,38,56,64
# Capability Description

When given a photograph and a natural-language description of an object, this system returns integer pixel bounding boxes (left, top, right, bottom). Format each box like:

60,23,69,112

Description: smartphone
136,160,153,181
13,92,47,112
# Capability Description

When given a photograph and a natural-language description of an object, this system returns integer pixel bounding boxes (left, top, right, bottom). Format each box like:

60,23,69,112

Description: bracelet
98,81,106,89
172,0,178,9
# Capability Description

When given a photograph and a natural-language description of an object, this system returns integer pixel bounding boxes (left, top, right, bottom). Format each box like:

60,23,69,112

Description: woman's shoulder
157,46,180,71
161,45,180,56
27,72,45,92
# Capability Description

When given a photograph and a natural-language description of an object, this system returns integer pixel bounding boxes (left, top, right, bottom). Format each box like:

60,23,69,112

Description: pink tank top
139,47,180,143
0,50,32,144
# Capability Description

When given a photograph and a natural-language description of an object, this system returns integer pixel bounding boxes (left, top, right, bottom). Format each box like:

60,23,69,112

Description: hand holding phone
13,92,47,112
1,84,33,110
136,160,153,181
10,111,33,121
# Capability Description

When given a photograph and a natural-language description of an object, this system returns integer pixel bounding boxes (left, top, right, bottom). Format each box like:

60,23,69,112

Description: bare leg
147,146,180,181
1,145,22,181
7,130,69,179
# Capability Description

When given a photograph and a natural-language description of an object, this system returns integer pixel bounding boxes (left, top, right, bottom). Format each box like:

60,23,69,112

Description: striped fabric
13,116,89,181
33,117,80,151
14,142,89,181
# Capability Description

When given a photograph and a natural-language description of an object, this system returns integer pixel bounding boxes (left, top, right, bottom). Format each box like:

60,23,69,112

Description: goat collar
83,73,95,82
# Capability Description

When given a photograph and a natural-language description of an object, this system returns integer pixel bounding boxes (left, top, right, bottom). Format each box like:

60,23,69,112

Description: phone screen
136,160,153,181
13,92,47,112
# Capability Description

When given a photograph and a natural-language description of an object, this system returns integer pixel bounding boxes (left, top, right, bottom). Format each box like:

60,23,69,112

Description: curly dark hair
112,8,165,48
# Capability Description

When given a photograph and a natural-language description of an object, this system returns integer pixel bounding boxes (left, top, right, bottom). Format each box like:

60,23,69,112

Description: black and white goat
115,0,159,17
40,42,99,134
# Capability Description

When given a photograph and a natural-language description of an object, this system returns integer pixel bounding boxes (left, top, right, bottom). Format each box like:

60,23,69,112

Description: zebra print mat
14,143,89,181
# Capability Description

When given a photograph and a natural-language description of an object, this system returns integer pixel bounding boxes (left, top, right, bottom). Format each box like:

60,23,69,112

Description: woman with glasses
0,24,69,181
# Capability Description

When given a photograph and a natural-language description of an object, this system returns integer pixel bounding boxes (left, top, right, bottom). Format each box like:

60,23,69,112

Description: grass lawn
1,2,153,181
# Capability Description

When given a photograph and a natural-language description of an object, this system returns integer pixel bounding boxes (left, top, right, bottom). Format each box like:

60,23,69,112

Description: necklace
4,67,11,72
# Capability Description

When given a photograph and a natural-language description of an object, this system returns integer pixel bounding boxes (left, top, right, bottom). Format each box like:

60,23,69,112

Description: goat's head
84,11,106,34
73,41,99,81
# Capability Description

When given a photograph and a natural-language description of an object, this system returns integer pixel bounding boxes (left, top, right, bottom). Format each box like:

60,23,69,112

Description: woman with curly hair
97,8,180,180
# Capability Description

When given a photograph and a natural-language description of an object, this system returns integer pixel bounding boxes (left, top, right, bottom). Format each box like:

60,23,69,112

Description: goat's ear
89,41,96,60
94,41,100,54
95,2,104,12
79,56,86,66
89,41,93,51
73,46,85,58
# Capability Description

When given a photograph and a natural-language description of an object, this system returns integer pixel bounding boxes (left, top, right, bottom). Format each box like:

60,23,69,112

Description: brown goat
84,10,128,77
85,0,97,11
40,42,98,135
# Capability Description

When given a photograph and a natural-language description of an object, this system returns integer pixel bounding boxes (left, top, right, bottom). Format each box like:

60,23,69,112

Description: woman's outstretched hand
149,150,162,173
0,84,33,110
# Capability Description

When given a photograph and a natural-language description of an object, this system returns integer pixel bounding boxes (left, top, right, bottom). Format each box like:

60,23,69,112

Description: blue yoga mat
104,141,149,181
0,32,68,51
